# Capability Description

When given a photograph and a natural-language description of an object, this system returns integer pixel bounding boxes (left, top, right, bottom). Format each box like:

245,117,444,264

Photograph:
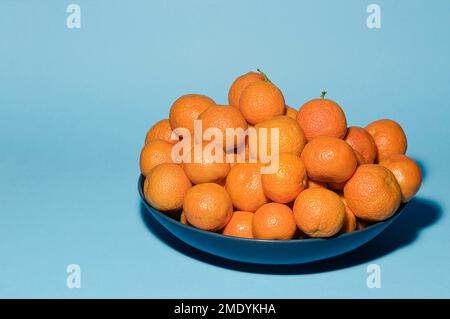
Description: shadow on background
139,197,441,275
415,158,427,181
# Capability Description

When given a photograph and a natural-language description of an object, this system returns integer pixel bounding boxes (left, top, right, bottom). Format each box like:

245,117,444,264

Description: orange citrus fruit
339,195,357,233
301,136,357,183
145,119,177,145
344,126,377,164
353,150,367,166
225,163,269,212
285,105,298,119
296,91,347,141
293,188,345,238
261,153,307,203
197,104,248,150
306,179,327,189
139,139,174,176
255,115,306,157
144,163,192,211
227,139,250,167
379,154,422,202
180,211,188,225
365,119,407,162
228,71,265,107
169,94,215,135
223,211,254,239
182,143,230,184
252,203,297,240
183,183,233,231
239,81,285,125
344,164,401,221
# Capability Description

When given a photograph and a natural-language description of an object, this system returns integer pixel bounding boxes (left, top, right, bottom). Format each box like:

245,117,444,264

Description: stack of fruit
139,70,422,240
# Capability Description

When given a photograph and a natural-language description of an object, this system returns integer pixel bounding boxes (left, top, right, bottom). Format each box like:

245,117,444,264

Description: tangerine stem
321,90,327,99
257,68,272,83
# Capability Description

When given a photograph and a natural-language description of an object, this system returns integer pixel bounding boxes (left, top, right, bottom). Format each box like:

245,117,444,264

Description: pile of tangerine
139,70,422,240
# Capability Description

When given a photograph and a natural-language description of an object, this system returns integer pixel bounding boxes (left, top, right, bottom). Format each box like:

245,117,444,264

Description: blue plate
138,175,405,265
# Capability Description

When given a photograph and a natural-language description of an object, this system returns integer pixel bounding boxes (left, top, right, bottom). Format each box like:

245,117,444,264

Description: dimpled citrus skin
365,119,407,162
344,126,377,164
301,136,357,183
296,97,347,141
380,154,422,203
225,163,269,212
293,188,345,238
252,203,297,240
223,211,254,239
145,119,178,145
343,164,401,221
239,81,285,125
261,153,307,204
228,72,265,107
139,140,174,176
183,183,233,231
285,105,298,119
169,94,215,135
255,115,307,157
182,143,230,184
198,105,248,150
144,163,192,211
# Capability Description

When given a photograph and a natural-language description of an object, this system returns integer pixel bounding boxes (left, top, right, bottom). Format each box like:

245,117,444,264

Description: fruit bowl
138,175,406,265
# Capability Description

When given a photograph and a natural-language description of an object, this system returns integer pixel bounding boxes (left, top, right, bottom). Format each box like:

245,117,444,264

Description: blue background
1,0,449,298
